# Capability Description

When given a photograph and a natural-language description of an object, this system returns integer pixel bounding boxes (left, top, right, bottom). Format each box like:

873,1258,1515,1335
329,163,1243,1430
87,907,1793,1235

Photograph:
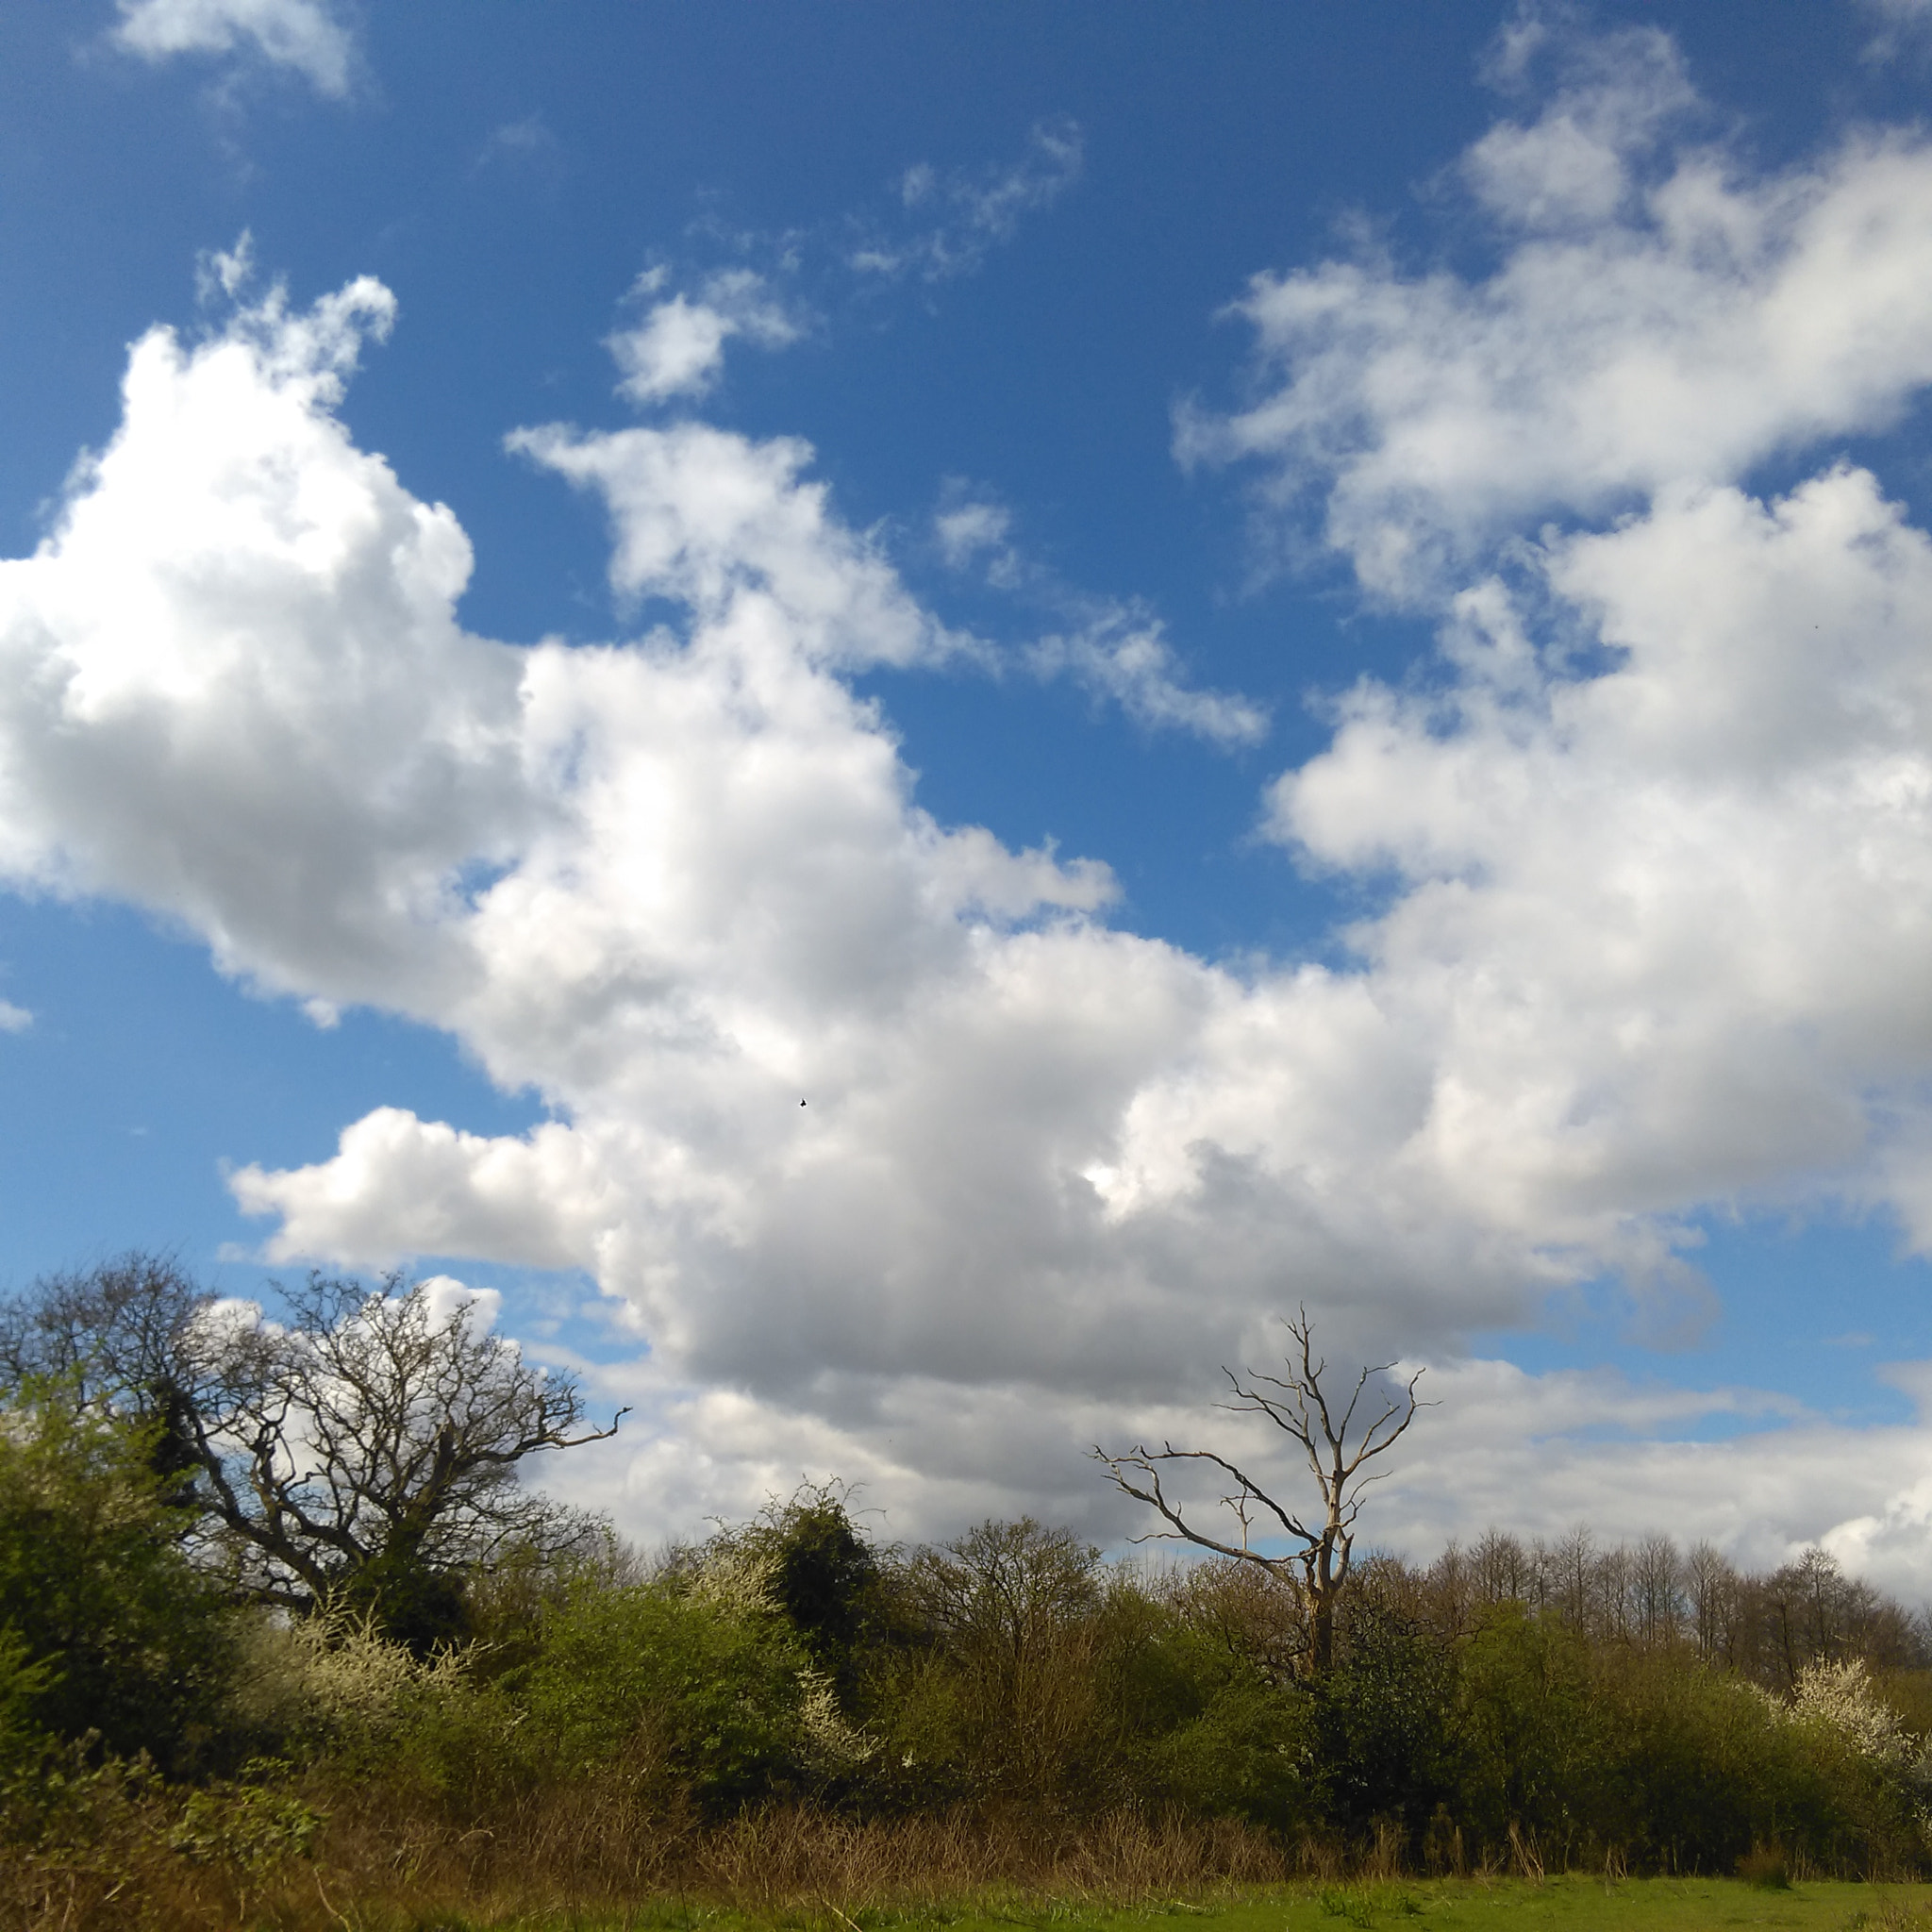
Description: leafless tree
1470,1527,1535,1607
1686,1540,1738,1667
1092,1308,1427,1674
1632,1533,1685,1646
1548,1524,1595,1630
0,1253,625,1646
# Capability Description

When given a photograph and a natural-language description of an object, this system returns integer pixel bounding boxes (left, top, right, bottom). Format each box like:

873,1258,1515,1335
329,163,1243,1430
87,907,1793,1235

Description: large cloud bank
12,22,1932,1575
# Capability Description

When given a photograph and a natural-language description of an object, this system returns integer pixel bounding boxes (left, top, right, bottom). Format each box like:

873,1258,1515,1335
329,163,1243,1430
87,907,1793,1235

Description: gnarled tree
0,1253,625,1648
1094,1308,1426,1675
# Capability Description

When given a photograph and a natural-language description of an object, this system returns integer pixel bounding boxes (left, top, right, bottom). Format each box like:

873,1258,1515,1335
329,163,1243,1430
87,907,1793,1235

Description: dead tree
1094,1307,1427,1675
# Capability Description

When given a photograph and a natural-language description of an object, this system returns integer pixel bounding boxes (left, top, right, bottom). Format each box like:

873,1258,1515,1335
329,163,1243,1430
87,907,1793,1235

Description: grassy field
1193,1880,1928,1931
504,1882,1932,1932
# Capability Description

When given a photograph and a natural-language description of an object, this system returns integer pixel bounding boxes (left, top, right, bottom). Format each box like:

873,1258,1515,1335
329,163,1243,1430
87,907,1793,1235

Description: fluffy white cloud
609,270,802,407
1182,28,1932,604
0,275,532,1011
1258,465,1932,1309
8,278,1550,1414
112,0,353,97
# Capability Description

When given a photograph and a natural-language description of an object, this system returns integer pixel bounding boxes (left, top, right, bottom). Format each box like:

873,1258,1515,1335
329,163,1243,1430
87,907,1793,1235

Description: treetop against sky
6,0,1932,1578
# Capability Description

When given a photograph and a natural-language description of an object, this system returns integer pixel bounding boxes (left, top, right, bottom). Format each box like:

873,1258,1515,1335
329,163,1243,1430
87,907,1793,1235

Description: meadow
34,1877,1930,1932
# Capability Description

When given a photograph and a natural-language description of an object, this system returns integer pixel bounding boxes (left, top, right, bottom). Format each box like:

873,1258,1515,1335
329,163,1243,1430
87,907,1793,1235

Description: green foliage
1315,1593,1457,1841
0,1378,232,1770
328,1541,471,1657
1454,1604,1598,1854
1591,1642,1780,1872
0,1372,1923,1899
165,1773,322,1870
0,1625,56,1777
508,1566,823,1812
764,1488,891,1673
879,1518,1106,1807
704,1483,906,1711
1145,1673,1318,1830
229,1599,502,1785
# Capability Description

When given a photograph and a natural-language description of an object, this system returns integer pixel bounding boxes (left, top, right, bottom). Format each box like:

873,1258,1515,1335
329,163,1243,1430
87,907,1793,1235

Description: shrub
1454,1602,1598,1864
0,1379,232,1771
508,1556,831,1814
230,1602,489,1767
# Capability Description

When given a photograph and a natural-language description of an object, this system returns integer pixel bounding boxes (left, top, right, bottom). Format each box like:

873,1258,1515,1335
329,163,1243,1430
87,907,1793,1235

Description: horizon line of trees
1,1252,1930,1914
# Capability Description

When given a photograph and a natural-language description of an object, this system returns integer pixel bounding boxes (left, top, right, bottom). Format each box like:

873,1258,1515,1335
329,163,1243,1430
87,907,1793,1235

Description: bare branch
1095,1307,1429,1676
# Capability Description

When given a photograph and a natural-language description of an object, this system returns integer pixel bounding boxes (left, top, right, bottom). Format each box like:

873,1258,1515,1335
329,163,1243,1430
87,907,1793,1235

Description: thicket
0,1262,1929,1928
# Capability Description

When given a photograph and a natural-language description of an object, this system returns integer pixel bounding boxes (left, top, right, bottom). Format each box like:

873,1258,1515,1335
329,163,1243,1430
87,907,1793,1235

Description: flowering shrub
1788,1658,1915,1769
233,1601,472,1751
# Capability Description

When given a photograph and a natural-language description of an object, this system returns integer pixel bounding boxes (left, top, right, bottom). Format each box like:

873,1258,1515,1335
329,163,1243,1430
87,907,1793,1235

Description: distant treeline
1,1259,1929,1926
1416,1525,1926,1689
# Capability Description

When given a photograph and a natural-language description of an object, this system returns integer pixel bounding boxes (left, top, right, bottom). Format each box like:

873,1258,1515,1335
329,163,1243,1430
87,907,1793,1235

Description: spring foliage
2,1274,1932,1908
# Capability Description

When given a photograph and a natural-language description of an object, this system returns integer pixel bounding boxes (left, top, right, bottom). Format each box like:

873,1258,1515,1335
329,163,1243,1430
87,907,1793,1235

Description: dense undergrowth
4,1353,1932,1928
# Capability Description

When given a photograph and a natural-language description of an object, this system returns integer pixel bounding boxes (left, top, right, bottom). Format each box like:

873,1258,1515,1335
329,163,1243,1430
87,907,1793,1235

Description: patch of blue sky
0,896,546,1293
1471,1209,1932,1436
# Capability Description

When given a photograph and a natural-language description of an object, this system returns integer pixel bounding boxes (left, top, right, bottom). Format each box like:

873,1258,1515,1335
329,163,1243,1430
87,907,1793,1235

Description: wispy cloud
850,120,1086,282
472,114,566,190
1028,618,1269,749
932,486,1268,749
1858,0,1932,61
609,119,1086,413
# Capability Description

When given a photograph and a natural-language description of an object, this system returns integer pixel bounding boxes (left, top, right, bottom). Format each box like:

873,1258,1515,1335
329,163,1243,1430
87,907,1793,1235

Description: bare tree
1470,1527,1534,1606
1686,1540,1738,1667
0,1254,625,1647
1632,1533,1685,1647
1093,1308,1427,1675
1548,1524,1595,1631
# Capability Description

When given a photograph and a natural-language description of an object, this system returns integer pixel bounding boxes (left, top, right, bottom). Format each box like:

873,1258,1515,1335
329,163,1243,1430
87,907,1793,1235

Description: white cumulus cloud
609,269,802,407
112,0,354,97
1183,28,1932,605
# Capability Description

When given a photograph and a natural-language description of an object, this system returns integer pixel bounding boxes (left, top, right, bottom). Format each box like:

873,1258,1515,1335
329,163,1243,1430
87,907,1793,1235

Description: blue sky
11,0,1932,1578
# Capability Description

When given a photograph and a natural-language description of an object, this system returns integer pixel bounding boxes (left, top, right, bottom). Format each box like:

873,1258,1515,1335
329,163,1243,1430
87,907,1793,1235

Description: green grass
423,1880,1932,1932
985,1884,1926,1932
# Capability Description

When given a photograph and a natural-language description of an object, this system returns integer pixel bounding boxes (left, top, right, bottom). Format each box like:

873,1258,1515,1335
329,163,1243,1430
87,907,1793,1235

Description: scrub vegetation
2,1258,1932,1931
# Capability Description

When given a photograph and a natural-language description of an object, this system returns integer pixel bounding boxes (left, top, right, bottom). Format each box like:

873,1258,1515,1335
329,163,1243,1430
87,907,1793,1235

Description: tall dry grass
0,1790,1306,1932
